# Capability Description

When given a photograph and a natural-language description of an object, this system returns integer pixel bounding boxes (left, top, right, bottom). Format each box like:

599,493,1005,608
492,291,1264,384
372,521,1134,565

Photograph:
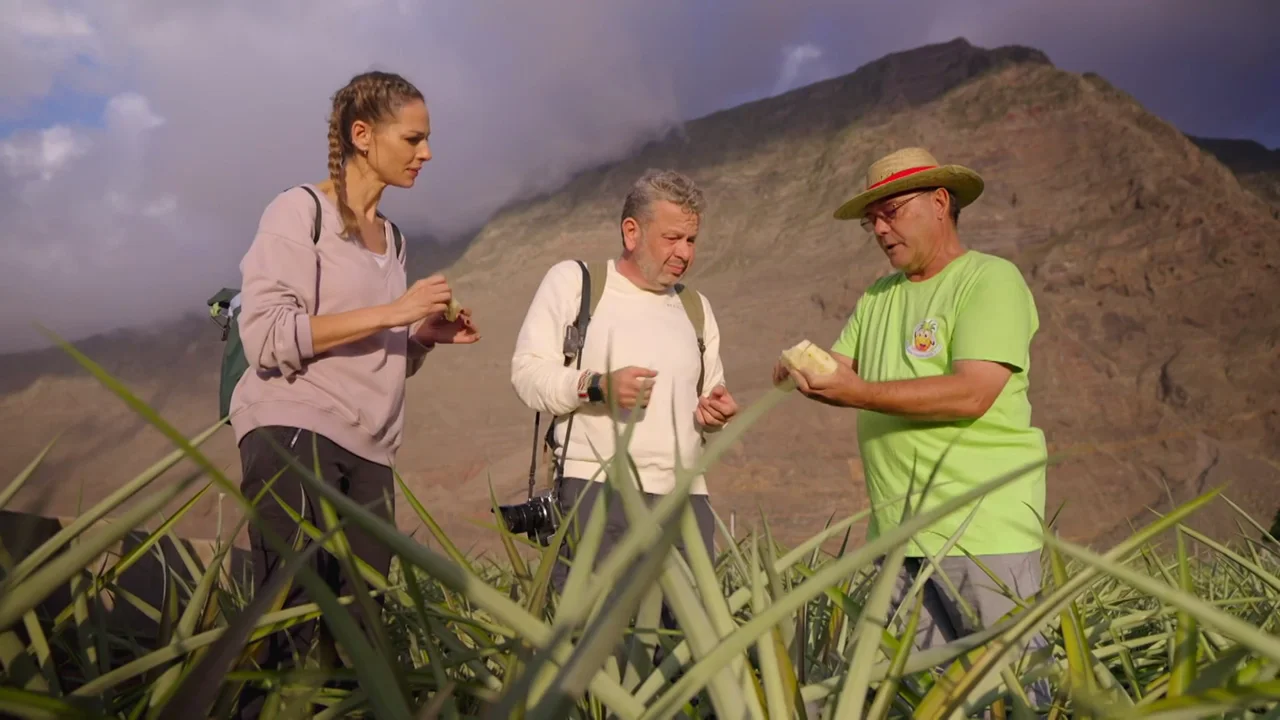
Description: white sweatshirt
510,259,727,495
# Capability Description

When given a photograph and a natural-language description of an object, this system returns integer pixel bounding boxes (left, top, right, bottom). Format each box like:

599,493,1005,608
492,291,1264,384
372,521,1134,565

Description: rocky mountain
3,37,1277,559
1189,135,1280,211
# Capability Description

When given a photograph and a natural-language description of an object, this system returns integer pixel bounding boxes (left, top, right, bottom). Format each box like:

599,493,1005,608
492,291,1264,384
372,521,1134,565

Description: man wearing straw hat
776,147,1051,699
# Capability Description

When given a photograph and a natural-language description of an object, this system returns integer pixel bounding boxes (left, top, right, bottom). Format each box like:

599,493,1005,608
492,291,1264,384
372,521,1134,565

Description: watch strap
586,372,605,403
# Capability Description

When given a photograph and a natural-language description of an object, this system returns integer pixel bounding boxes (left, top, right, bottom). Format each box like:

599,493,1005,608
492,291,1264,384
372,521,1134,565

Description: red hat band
867,165,938,191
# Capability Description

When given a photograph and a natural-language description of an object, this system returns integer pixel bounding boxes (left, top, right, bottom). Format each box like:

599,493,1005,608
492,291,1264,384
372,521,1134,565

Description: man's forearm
840,374,988,421
511,356,585,416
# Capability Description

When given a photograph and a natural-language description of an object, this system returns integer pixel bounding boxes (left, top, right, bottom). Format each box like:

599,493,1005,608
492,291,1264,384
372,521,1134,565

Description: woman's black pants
234,425,394,717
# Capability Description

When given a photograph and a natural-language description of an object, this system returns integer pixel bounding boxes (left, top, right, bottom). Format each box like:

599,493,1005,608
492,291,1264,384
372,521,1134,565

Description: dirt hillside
3,38,1277,559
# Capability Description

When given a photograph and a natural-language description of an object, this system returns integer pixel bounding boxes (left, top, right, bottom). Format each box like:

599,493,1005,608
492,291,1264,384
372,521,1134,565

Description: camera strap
527,260,593,500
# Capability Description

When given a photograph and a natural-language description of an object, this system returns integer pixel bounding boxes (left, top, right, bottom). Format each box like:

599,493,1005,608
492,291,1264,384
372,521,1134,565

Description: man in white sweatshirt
510,168,739,593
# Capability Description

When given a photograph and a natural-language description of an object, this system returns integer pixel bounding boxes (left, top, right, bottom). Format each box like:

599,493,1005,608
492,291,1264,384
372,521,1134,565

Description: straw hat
832,147,984,220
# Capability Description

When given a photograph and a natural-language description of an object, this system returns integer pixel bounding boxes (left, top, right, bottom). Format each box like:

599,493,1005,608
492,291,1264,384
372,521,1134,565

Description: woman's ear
350,119,372,156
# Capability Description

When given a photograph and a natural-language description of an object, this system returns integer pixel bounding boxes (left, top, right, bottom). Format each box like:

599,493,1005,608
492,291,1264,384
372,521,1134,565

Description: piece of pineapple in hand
445,297,463,322
780,340,839,379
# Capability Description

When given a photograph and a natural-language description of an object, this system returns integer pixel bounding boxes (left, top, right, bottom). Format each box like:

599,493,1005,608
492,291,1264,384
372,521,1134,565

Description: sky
1,0,1276,353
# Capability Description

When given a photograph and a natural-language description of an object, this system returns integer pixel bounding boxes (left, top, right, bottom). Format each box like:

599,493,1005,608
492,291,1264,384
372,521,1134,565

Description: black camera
493,492,559,546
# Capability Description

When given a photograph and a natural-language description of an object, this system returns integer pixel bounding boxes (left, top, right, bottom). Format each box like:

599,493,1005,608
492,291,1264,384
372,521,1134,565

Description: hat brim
832,165,985,221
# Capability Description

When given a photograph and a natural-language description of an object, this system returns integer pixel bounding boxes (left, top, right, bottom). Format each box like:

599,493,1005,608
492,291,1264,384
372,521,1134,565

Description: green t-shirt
831,250,1047,558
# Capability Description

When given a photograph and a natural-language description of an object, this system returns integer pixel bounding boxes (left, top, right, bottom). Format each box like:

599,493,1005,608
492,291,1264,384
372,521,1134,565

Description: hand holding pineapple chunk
779,340,839,377
774,339,856,404
408,281,481,346
445,297,463,322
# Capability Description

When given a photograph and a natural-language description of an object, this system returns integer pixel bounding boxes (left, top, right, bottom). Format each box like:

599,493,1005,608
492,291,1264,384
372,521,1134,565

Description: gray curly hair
620,169,706,230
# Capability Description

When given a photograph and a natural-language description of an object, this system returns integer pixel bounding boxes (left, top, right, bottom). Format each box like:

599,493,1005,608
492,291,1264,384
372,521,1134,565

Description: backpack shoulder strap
578,261,593,340
377,209,404,260
540,260,593,487
296,185,323,244
673,283,706,348
291,184,400,257
674,282,708,396
563,260,593,364
586,260,608,319
563,259,602,362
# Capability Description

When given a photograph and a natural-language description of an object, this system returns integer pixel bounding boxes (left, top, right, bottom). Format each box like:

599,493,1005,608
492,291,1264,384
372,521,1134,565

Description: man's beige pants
888,551,1054,711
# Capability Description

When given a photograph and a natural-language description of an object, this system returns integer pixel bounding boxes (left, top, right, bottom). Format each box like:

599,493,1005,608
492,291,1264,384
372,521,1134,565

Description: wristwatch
576,371,602,403
586,372,606,403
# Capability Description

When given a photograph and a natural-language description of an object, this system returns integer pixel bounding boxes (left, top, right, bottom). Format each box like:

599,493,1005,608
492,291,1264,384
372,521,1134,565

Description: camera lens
534,501,552,527
498,503,533,535
495,497,556,538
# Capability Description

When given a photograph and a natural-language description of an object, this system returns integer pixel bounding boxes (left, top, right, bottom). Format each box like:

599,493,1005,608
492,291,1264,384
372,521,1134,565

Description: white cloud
0,0,103,109
11,3,93,39
0,124,90,180
773,43,827,96
1,86,179,335
0,0,709,351
0,0,1272,352
104,91,164,134
142,194,177,218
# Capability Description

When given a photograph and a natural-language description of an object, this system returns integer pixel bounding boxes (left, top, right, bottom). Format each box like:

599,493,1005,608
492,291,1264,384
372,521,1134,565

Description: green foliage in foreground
0,336,1277,719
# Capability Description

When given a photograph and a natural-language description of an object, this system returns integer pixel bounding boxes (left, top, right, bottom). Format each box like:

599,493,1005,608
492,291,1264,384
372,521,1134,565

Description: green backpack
207,185,402,421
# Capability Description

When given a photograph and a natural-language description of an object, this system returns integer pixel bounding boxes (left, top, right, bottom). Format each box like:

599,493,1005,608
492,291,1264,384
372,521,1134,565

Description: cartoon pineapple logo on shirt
907,318,942,359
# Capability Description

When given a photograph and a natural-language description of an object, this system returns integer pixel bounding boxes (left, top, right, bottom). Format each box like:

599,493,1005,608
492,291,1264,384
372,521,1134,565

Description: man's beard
637,252,676,287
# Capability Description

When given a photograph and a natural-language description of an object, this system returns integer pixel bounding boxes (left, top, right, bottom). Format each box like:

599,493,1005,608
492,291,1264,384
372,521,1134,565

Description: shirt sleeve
951,258,1039,372
830,296,864,361
510,260,587,415
406,338,433,377
236,189,320,378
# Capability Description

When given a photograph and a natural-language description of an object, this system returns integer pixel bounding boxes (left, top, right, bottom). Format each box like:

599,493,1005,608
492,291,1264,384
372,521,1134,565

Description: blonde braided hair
326,71,424,238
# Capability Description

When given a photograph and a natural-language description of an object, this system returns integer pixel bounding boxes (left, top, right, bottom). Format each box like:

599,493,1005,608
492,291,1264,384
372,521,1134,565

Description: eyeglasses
859,190,929,233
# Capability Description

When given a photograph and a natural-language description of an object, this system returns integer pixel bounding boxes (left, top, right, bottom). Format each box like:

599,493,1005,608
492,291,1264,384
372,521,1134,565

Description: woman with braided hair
228,70,479,707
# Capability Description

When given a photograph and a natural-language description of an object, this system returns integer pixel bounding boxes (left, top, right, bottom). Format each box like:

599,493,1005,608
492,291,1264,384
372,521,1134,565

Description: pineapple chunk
780,340,839,377
445,297,463,322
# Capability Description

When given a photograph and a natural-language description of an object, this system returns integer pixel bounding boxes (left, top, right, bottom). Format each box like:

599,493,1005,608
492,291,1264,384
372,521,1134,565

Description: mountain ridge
3,38,1277,559
1188,135,1280,211
463,37,1052,238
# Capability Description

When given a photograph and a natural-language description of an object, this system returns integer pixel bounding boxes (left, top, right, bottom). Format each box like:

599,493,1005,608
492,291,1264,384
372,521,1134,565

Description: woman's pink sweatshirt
229,185,430,466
